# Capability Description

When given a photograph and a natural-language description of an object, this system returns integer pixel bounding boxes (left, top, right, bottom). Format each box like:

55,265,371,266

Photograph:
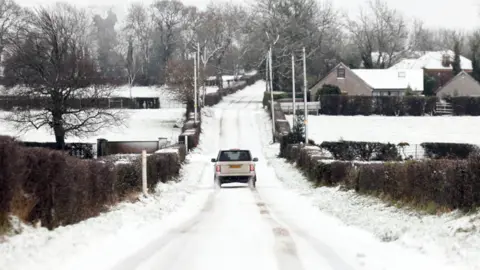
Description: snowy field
0,108,185,144
286,115,480,145
1,81,479,270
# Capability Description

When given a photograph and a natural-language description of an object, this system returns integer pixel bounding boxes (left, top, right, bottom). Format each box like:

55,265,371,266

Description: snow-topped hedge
282,143,480,212
0,136,186,232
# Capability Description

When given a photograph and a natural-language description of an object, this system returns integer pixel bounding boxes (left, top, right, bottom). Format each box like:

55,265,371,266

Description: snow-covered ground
286,115,480,144
0,108,184,144
1,81,479,270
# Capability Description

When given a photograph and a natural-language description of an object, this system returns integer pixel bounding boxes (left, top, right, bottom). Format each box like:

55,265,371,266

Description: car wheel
214,177,222,189
248,177,256,189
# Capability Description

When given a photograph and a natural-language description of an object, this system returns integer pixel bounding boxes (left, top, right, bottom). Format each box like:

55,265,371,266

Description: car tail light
249,164,255,171
216,165,221,172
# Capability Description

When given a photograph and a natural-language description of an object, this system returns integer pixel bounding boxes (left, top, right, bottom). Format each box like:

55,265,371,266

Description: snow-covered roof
206,75,238,81
352,69,424,91
389,50,472,70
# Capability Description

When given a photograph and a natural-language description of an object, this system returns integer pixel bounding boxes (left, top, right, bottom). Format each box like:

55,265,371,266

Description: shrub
421,142,478,159
315,84,340,101
424,96,438,115
0,136,24,231
320,141,401,161
204,92,221,106
344,96,373,115
319,95,343,115
373,96,404,116
403,96,426,116
263,91,289,107
449,97,480,115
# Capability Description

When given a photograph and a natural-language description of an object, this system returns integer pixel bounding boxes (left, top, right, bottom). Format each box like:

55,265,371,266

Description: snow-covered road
1,81,471,270
107,82,458,270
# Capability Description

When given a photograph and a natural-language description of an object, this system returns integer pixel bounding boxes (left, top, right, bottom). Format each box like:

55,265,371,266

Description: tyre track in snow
112,91,303,270
250,103,356,270
238,99,305,270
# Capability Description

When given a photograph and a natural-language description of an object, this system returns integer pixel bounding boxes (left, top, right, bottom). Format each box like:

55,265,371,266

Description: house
436,71,480,98
389,50,473,90
309,62,424,99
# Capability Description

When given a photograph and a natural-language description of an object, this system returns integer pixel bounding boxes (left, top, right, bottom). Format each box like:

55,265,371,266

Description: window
398,71,405,78
218,150,252,161
337,67,345,78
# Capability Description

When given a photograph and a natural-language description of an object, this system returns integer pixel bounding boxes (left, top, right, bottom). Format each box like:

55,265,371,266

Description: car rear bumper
215,174,255,184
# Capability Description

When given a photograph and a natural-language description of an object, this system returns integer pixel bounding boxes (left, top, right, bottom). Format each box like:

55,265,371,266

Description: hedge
204,79,256,107
421,142,479,159
283,143,480,211
319,95,438,116
448,97,480,115
320,141,401,161
262,91,289,107
0,136,186,231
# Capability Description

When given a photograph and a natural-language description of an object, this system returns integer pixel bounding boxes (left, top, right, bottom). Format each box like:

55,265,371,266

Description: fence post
184,135,188,151
142,150,147,196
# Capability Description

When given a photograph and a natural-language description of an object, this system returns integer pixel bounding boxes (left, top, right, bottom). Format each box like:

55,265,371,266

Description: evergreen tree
287,114,305,144
404,85,413,96
452,40,462,76
469,31,480,82
423,73,437,96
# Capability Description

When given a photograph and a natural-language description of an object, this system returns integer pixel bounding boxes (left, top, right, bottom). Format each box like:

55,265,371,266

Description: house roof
351,69,424,91
389,50,472,70
206,75,238,81
308,62,358,91
435,70,480,93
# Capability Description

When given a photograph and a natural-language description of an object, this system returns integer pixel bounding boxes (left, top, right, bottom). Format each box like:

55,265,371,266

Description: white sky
14,0,480,30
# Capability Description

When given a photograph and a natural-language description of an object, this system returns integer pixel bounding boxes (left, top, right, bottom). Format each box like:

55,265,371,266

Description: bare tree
3,3,123,149
186,2,247,101
0,0,22,56
165,58,194,115
247,0,339,89
151,0,192,83
347,0,408,68
177,6,201,60
124,36,142,97
123,2,153,80
408,19,436,52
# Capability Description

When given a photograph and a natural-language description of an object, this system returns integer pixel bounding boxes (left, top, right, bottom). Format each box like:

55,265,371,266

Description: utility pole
292,53,296,127
269,46,273,94
194,51,197,124
197,43,202,107
265,52,269,92
303,47,308,145
269,47,275,142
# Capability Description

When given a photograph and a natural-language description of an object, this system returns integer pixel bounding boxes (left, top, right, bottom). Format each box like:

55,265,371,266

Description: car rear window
218,150,251,161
